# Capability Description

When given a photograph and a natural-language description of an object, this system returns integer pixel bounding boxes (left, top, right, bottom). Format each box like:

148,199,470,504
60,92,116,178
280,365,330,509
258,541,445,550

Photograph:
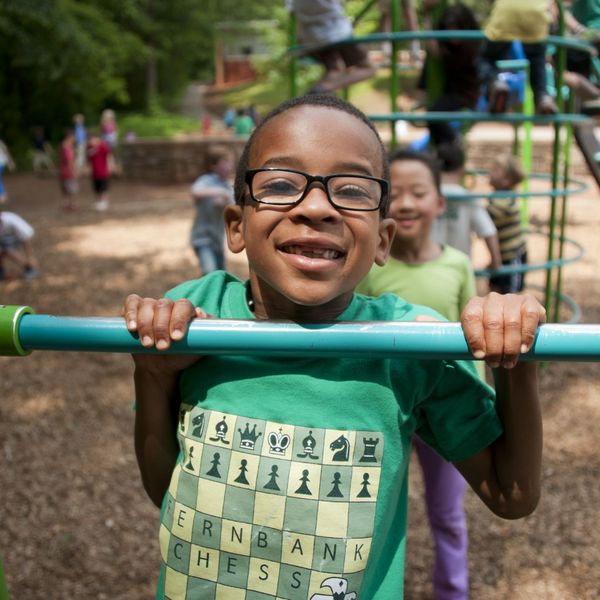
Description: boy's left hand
461,293,546,369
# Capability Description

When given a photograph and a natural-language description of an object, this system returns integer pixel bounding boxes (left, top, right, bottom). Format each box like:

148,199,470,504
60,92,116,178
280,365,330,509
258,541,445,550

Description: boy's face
489,163,512,190
225,106,395,319
214,155,234,180
388,159,445,247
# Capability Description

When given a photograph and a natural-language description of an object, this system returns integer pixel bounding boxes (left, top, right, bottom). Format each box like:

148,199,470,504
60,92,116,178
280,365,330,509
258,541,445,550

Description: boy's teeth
285,245,340,259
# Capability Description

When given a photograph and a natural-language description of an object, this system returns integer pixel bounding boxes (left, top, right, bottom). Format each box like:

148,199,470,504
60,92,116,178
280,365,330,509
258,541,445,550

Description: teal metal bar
289,31,597,53
368,111,591,124
4,311,600,362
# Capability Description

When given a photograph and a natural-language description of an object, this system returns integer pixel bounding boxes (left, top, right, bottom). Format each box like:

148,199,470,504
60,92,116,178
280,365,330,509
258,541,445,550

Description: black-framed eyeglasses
244,168,388,212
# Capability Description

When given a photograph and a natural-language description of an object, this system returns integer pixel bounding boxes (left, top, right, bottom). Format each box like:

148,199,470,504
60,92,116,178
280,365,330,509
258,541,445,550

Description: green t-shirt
357,245,475,322
156,271,501,600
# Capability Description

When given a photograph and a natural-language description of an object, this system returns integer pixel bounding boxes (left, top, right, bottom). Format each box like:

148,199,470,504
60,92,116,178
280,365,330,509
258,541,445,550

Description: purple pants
414,436,469,600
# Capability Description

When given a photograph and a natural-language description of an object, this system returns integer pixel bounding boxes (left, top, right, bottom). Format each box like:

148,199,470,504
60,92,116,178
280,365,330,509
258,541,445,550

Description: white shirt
0,211,34,243
432,183,497,257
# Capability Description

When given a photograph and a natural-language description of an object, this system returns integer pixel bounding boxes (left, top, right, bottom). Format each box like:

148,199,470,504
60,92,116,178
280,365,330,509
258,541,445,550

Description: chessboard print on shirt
159,406,384,600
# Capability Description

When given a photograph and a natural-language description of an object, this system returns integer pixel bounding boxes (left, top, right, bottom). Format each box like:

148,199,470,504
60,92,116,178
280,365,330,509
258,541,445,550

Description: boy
487,154,528,294
190,147,235,275
59,129,78,211
123,95,544,599
0,210,40,280
432,141,502,274
87,131,111,212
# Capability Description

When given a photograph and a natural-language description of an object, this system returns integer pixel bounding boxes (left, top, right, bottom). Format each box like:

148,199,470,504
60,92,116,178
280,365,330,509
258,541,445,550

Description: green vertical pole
553,91,574,323
0,556,8,600
289,12,298,98
520,65,534,227
389,0,401,148
544,1,566,316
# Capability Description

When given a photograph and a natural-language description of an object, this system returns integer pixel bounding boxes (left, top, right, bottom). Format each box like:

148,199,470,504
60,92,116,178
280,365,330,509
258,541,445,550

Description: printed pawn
327,472,344,498
185,446,195,472
206,452,222,478
295,469,312,495
234,459,250,485
263,465,280,491
357,473,371,498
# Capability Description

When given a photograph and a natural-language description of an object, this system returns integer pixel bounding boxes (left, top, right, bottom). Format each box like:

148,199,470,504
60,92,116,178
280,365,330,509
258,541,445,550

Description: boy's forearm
134,367,181,507
490,362,543,517
484,235,503,269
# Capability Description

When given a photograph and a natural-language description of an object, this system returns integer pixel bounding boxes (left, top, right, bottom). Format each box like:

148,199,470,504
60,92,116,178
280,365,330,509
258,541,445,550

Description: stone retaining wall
119,135,590,184
120,137,248,184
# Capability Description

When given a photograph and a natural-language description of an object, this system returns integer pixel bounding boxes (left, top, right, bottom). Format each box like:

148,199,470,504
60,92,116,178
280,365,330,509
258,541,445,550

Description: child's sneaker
23,266,40,280
94,198,109,212
536,93,558,115
488,78,510,114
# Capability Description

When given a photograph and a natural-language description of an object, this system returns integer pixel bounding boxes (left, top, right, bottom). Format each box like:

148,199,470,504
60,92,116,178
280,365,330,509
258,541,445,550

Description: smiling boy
124,95,545,600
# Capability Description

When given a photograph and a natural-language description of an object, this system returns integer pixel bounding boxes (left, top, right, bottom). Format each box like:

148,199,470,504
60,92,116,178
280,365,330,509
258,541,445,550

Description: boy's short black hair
233,94,390,215
388,148,442,193
435,141,466,174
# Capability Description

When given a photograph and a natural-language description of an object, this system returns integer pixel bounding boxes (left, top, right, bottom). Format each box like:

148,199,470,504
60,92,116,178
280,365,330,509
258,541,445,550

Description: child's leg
414,436,468,600
194,243,218,275
523,42,557,113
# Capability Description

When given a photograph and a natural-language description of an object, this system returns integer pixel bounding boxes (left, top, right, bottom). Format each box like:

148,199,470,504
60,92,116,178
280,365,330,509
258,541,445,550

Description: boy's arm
483,233,503,269
454,293,545,519
125,295,206,507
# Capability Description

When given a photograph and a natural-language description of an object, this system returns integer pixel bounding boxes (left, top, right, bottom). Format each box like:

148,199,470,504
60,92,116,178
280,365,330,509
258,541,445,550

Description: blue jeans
194,242,224,275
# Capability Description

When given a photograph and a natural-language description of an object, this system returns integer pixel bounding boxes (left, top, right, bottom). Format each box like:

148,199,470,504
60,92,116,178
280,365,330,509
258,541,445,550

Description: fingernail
503,360,516,369
156,339,168,350
142,335,152,346
520,344,529,354
488,361,500,369
473,350,485,360
128,320,136,330
172,329,183,339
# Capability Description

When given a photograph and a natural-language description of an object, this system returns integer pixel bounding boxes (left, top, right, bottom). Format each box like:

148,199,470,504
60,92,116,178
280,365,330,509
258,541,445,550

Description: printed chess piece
185,446,195,471
330,434,350,462
357,473,371,498
297,430,319,459
295,469,312,495
327,472,344,498
263,465,280,491
359,437,379,463
209,416,230,444
192,412,205,438
234,459,250,485
206,452,222,478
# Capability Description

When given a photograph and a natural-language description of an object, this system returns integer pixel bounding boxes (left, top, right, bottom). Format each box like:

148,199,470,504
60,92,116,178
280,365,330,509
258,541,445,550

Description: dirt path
0,173,599,599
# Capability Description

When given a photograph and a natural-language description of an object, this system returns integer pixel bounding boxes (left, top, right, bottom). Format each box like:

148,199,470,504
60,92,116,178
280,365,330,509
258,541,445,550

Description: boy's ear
437,193,447,217
224,204,246,254
374,217,396,266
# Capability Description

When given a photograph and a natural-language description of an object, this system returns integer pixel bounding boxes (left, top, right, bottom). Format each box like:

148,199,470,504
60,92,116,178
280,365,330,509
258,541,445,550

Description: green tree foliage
0,0,281,152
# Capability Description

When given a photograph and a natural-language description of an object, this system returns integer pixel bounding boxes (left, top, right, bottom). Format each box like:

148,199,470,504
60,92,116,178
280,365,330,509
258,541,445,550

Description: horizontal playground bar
1,307,600,361
289,31,596,55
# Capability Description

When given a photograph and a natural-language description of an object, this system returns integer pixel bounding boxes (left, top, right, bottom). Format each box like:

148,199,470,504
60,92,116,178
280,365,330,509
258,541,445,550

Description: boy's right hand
123,294,207,373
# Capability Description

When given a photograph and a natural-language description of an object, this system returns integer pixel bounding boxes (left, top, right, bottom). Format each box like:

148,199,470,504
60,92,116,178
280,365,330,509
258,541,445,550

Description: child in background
59,130,78,211
190,146,234,275
0,210,40,280
357,149,478,600
422,2,482,147
0,139,15,204
487,154,528,293
480,0,558,114
122,95,545,599
87,132,111,212
291,0,376,94
433,142,503,274
73,114,88,173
